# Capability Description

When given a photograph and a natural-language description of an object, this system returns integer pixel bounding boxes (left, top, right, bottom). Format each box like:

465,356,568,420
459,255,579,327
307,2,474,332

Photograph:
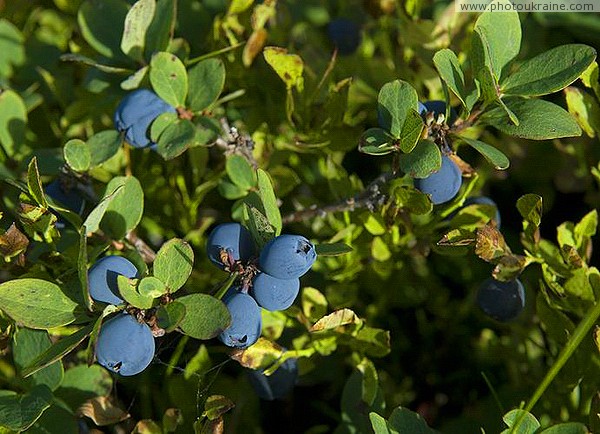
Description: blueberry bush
0,0,599,433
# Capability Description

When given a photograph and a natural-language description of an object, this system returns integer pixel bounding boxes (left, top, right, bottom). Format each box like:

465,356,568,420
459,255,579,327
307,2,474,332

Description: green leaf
565,86,600,138
13,328,63,391
474,0,521,81
60,53,133,74
149,51,188,107
100,176,144,239
226,155,256,190
187,59,226,112
263,46,304,92
357,358,378,406
433,49,468,108
398,139,442,179
116,275,154,309
458,137,509,169
482,97,582,140
370,413,391,434
0,88,27,157
0,279,80,329
517,194,543,227
121,0,156,62
389,183,433,215
27,158,47,208
0,385,53,431
64,139,91,172
177,293,231,340
144,0,175,58
21,324,94,378
471,30,500,105
156,119,196,160
257,169,282,236
153,238,194,292
77,0,129,59
0,19,25,78
399,109,424,153
358,128,396,156
228,0,253,14
315,243,353,256
501,44,597,96
377,80,419,138
388,407,437,433
82,184,124,234
351,326,391,358
150,112,178,142
301,287,328,322
218,179,248,200
87,130,122,167
538,423,590,434
121,65,149,90
138,276,167,298
501,409,540,434
156,302,186,333
243,201,275,249
202,395,235,421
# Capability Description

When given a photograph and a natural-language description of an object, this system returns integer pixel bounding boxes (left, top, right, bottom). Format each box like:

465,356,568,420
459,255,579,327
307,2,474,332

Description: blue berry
414,155,462,205
418,101,427,115
259,235,317,279
45,180,86,214
465,196,501,228
95,313,155,376
477,278,525,322
113,89,176,149
251,273,300,311
247,356,298,400
206,223,256,269
219,291,262,349
88,256,138,305
327,18,361,55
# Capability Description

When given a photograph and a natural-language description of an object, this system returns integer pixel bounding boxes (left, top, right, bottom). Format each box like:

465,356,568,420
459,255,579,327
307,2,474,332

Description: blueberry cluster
113,89,176,149
88,255,156,376
206,223,317,349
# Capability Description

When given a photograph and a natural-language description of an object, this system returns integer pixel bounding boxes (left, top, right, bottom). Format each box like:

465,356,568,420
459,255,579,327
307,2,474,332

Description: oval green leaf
188,58,226,112
153,238,194,292
149,51,188,107
177,293,231,340
77,0,129,59
0,279,80,329
398,139,442,179
459,137,509,170
64,139,91,172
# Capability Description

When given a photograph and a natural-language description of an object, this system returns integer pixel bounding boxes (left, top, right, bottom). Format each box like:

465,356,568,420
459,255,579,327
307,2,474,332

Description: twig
282,172,394,224
212,118,258,168
125,231,156,263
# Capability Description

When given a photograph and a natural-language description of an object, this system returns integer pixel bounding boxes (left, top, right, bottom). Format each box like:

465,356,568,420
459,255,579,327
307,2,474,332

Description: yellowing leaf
263,46,304,92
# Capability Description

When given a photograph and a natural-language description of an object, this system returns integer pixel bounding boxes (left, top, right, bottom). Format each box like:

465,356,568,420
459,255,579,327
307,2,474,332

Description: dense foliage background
1,0,599,433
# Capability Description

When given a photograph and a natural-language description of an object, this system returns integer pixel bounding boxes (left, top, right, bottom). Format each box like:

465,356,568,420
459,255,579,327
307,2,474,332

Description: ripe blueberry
219,290,262,349
206,223,256,269
95,313,155,376
247,356,298,401
251,273,300,311
113,89,176,149
414,155,462,205
259,234,317,279
477,278,525,322
88,256,138,305
327,18,361,55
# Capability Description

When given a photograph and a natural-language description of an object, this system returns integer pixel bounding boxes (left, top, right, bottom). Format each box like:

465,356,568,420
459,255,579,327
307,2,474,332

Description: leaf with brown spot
229,337,283,369
78,396,130,426
202,395,235,421
492,254,529,281
243,29,267,67
0,223,29,259
310,308,362,332
475,224,511,262
437,229,476,246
